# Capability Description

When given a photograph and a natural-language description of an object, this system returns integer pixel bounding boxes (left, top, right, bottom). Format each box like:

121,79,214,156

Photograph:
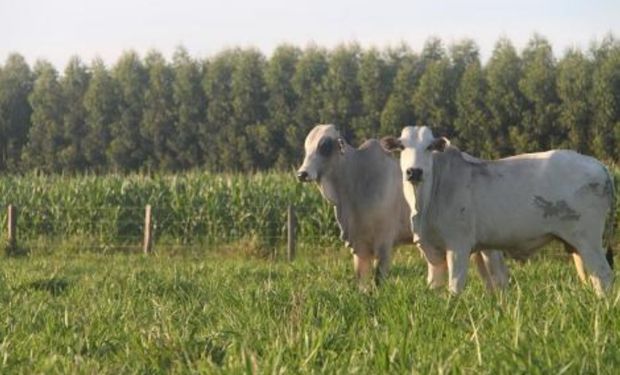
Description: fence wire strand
1,203,339,252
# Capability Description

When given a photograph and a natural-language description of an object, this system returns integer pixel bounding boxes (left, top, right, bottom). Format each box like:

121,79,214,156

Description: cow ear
380,136,404,152
337,137,346,155
427,137,450,152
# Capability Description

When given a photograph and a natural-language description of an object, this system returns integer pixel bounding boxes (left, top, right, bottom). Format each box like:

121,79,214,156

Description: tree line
0,35,619,174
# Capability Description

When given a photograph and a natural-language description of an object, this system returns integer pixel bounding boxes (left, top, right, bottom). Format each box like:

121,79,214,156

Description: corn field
0,172,338,251
0,167,618,252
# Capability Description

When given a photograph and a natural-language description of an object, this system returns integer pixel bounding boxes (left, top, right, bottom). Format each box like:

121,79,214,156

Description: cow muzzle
406,168,423,183
297,170,310,182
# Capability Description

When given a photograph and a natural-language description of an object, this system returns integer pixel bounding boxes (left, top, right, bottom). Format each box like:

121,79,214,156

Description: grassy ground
0,245,618,374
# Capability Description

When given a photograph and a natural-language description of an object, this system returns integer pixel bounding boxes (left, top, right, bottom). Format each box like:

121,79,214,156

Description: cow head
297,124,346,183
381,126,449,185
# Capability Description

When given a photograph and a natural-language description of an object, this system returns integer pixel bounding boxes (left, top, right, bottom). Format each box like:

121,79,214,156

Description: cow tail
602,165,616,269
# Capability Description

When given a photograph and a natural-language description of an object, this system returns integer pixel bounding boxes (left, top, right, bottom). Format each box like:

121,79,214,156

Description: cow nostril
297,171,309,182
406,168,423,182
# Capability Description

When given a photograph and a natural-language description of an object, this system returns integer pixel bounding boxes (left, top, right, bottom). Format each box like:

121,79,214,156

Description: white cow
382,126,615,296
297,124,509,290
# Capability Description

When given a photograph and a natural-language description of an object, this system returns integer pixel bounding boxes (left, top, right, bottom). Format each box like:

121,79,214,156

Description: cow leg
472,252,494,291
571,252,589,285
564,235,614,296
447,248,470,295
481,250,509,290
374,246,391,286
427,261,447,289
564,243,588,284
420,245,447,289
577,248,613,296
353,253,373,290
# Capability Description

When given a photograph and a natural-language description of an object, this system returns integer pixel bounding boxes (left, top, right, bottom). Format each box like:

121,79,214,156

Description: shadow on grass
389,263,424,279
4,243,30,257
203,336,227,366
27,277,70,296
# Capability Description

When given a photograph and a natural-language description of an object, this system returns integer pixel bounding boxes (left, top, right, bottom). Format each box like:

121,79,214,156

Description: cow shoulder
432,147,473,206
432,146,476,243
434,146,471,173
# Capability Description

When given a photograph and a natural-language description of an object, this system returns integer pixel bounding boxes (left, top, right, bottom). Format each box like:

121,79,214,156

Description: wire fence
1,202,341,256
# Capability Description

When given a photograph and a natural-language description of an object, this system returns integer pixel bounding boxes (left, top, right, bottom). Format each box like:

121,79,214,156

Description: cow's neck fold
412,181,431,237
317,145,354,206
411,157,440,242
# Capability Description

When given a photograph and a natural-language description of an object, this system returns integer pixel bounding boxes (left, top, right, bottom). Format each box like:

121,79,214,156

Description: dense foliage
1,35,619,174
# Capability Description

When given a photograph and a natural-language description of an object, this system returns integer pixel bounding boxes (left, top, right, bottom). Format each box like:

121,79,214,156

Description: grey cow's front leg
334,205,351,247
353,252,373,291
374,245,391,286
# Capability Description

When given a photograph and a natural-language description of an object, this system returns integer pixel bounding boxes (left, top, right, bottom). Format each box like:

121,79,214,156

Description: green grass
0,169,618,372
0,247,618,374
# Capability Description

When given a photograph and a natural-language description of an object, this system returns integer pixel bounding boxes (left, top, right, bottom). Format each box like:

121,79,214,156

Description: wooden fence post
287,205,296,261
143,204,152,254
7,204,17,253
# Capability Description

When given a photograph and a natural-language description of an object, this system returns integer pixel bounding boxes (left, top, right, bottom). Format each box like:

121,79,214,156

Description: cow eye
318,137,334,157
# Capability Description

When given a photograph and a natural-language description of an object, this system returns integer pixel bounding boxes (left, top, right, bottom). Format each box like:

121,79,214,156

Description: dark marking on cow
460,207,466,214
473,166,490,177
318,136,334,157
472,164,504,179
604,177,612,192
603,177,613,197
533,196,581,221
589,182,600,190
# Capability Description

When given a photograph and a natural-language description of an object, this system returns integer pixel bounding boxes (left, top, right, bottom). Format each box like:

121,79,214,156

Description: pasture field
0,169,618,373
0,248,619,374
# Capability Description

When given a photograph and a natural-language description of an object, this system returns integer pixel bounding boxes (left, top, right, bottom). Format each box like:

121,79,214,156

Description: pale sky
1,0,618,69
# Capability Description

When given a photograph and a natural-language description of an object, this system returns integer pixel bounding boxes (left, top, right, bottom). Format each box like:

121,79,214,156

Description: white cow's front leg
427,261,447,289
447,248,470,294
578,248,613,296
481,250,509,290
472,252,493,291
571,252,588,284
418,244,447,289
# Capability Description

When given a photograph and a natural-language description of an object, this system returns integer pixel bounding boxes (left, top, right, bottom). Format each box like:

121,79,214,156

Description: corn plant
0,172,338,249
